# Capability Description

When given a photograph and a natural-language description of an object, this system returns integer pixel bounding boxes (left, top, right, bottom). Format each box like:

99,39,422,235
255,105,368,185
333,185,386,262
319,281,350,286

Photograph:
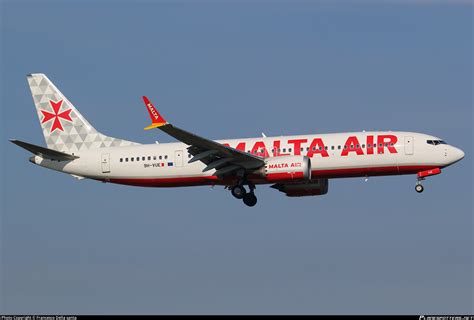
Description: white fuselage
32,131,464,187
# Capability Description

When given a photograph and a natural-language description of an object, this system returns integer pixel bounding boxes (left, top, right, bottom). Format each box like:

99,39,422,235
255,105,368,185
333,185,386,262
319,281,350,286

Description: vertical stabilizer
27,73,138,153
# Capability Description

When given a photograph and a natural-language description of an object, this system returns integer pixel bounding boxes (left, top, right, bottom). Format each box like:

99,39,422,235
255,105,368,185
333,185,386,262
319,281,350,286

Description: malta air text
224,134,398,158
268,162,303,169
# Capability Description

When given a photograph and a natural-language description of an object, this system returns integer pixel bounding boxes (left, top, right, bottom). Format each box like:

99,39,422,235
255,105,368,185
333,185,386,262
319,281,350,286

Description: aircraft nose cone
452,147,465,162
457,148,465,161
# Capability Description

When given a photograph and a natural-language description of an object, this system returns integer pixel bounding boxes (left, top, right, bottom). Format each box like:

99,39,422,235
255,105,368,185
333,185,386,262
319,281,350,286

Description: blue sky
1,0,472,314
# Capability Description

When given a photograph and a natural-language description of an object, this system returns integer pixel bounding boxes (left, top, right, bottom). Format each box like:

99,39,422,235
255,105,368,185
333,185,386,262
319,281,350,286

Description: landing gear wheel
415,184,424,193
243,193,257,207
231,185,246,199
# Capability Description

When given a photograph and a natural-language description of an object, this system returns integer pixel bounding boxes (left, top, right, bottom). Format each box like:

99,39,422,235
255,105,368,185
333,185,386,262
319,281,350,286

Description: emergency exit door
174,150,183,167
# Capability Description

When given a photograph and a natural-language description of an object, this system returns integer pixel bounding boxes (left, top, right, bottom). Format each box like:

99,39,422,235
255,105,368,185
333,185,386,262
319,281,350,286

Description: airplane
11,74,465,207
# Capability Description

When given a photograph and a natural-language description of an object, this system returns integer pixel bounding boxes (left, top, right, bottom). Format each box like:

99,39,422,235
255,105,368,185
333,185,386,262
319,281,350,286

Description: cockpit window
427,140,447,145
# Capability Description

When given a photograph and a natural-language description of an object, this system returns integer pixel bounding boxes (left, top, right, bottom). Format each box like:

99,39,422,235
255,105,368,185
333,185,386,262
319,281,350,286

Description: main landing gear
229,180,257,207
243,192,257,207
231,185,246,199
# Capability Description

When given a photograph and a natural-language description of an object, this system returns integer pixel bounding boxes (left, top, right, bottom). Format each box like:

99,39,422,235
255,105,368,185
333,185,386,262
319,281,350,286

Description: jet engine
258,155,311,182
271,179,329,197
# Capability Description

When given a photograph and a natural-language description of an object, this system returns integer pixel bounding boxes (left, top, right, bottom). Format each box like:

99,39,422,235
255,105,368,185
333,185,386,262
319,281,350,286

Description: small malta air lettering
224,135,398,158
268,162,302,169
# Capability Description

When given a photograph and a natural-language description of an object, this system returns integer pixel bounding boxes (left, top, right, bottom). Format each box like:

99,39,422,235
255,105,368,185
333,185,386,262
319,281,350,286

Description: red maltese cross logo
40,100,73,133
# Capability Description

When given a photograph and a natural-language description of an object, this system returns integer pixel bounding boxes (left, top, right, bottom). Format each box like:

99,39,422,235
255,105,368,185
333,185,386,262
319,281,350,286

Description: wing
142,96,264,176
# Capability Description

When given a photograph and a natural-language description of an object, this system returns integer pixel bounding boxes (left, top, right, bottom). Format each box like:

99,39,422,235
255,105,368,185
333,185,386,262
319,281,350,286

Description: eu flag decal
168,162,174,167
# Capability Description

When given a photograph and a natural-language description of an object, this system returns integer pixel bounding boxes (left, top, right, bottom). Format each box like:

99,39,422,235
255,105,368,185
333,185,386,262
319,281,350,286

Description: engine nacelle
259,155,311,182
271,179,329,197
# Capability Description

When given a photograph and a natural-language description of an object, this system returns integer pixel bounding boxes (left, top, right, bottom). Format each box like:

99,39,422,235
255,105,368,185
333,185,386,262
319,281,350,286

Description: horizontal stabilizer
10,139,79,161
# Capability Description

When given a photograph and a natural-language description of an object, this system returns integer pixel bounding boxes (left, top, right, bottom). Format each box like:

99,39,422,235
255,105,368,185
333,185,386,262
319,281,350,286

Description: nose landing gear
415,183,424,193
414,168,441,194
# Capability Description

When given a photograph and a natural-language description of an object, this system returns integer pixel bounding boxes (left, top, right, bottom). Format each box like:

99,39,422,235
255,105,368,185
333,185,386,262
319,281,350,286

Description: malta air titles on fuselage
223,134,398,158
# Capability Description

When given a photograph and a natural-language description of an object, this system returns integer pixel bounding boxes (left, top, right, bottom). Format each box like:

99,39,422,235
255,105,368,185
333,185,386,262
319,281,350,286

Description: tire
231,185,246,199
415,184,424,193
243,193,257,207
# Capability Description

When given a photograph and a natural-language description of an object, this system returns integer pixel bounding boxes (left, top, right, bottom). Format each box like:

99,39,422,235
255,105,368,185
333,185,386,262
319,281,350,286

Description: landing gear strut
229,178,258,207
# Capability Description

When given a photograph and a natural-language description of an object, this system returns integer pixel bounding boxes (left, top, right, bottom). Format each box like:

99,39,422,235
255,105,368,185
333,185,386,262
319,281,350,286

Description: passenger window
131,158,134,162
356,144,360,149
344,145,347,150
283,148,286,152
159,156,162,160
120,158,123,162
147,156,150,160
289,148,292,152
153,156,156,160
350,145,354,149
324,146,328,150
362,144,366,148
165,155,168,159
338,146,341,150
125,158,128,162
331,146,335,150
